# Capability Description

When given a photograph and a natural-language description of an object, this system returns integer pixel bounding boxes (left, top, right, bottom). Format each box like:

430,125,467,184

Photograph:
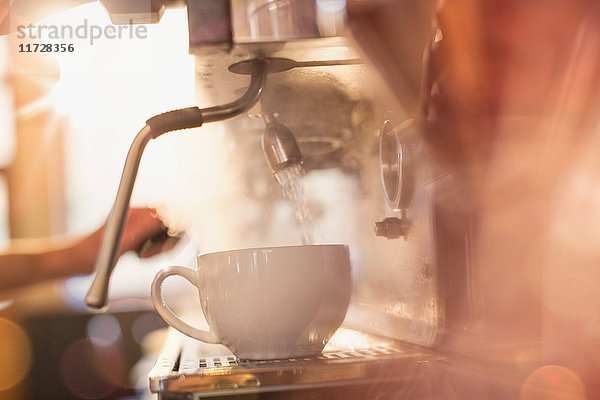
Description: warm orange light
521,365,587,400
40,3,195,128
0,318,32,391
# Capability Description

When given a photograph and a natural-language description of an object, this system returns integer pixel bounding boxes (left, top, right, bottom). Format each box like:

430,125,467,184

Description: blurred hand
84,208,179,267
119,208,179,257
0,208,180,289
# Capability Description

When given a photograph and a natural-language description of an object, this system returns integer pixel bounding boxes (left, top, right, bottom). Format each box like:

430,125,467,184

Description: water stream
274,164,315,245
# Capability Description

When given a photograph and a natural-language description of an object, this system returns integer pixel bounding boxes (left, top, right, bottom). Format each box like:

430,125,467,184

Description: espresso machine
67,0,446,397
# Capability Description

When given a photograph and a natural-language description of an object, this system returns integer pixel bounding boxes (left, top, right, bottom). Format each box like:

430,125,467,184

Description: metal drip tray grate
149,328,439,398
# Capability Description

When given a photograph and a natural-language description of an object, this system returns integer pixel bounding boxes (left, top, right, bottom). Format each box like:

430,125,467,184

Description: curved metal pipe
85,59,267,309
202,63,267,123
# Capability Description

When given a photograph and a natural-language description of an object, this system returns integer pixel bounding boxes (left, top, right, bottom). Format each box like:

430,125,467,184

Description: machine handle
84,126,154,309
151,265,220,344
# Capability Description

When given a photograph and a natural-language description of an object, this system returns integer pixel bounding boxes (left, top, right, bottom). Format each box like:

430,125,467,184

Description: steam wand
85,59,268,309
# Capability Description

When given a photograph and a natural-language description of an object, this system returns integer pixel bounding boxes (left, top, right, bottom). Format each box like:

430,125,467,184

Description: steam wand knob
374,217,411,240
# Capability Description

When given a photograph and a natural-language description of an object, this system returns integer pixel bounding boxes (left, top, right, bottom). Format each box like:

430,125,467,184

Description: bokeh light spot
0,318,32,391
131,313,165,346
60,338,127,399
521,365,587,400
86,314,122,345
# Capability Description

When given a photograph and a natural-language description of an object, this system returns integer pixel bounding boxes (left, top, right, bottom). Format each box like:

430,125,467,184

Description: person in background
0,207,173,291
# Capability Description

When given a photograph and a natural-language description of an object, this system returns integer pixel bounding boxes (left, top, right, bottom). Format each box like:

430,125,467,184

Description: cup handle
151,265,220,344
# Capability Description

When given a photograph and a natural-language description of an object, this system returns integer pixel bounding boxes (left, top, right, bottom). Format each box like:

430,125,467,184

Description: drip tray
149,328,441,398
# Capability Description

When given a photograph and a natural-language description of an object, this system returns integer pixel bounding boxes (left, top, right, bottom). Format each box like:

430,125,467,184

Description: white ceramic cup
151,244,352,360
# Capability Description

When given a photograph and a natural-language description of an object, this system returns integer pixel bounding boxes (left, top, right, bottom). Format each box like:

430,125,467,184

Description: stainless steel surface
261,113,302,172
149,328,439,398
193,37,360,107
100,0,167,24
85,60,268,309
186,0,346,55
247,0,319,40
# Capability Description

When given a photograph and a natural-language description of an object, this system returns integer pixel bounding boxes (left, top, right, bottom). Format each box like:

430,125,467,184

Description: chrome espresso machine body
83,0,447,398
